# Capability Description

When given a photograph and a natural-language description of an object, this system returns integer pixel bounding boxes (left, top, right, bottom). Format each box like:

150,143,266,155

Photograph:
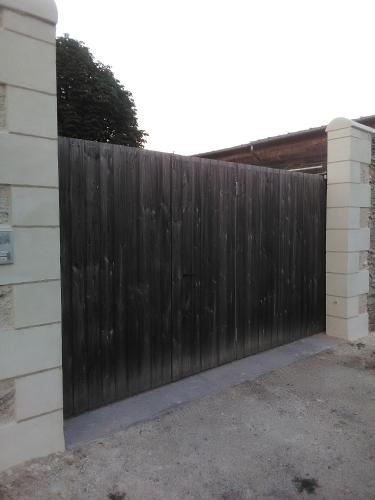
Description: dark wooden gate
59,138,326,417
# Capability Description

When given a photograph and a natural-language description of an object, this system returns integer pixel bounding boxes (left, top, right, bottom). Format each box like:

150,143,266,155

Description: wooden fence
59,137,326,416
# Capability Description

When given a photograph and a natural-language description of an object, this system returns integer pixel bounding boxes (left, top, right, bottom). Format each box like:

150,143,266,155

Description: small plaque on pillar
0,227,13,264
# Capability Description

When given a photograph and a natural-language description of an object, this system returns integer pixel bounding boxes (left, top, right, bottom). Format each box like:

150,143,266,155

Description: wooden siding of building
198,115,375,173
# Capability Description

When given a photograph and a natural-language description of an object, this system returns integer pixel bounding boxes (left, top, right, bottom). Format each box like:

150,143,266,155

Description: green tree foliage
56,35,147,147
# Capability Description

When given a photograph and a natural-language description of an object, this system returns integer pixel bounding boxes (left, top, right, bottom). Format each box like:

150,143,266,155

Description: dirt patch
293,476,319,494
108,492,128,500
349,342,366,350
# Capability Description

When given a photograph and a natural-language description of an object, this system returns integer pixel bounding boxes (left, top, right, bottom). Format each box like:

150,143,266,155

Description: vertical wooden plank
69,138,89,415
202,160,220,370
319,176,327,332
171,155,190,379
235,165,246,358
294,172,304,340
191,157,202,375
137,149,153,392
171,154,182,380
199,160,212,370
250,167,261,353
310,176,318,334
289,173,299,342
84,141,102,409
301,174,310,338
302,175,310,338
113,145,129,400
237,165,260,357
171,155,202,379
264,169,277,351
257,168,267,351
217,163,236,365
155,152,173,386
149,151,172,387
269,169,280,348
122,146,142,396
59,137,73,417
277,170,287,347
99,143,116,405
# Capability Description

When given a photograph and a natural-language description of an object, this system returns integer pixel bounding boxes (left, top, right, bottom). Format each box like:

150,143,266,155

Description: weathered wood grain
59,138,326,417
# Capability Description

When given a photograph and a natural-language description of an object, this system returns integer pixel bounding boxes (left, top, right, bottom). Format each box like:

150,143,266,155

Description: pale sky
56,0,374,155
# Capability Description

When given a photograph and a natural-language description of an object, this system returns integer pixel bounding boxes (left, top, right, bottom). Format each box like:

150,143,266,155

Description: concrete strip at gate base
0,0,63,472
64,334,337,447
326,117,375,340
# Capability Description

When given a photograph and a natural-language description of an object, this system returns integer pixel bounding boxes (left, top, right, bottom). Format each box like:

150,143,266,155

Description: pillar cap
326,117,375,136
0,0,58,24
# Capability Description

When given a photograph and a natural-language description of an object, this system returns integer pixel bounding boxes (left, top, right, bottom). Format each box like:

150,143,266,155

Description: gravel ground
0,335,374,500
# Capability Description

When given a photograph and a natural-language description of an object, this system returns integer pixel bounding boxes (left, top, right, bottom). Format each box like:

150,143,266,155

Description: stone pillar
0,0,64,471
326,117,375,340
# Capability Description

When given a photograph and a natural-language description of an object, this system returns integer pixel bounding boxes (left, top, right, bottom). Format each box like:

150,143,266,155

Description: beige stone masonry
0,134,58,187
327,207,361,229
13,280,61,329
0,30,56,93
15,368,63,421
0,410,64,473
0,0,63,472
0,8,56,42
0,228,60,285
326,118,375,340
11,187,59,226
0,324,61,380
6,86,58,138
326,313,369,340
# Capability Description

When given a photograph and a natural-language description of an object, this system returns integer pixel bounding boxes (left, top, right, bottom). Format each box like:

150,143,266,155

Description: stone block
328,136,372,164
0,228,60,285
326,313,369,340
326,295,359,319
15,368,63,421
326,252,359,274
327,183,370,208
0,410,64,472
326,207,360,229
0,323,61,380
11,187,59,226
1,8,55,42
326,228,369,252
326,119,373,141
0,1,58,24
327,161,362,185
6,86,57,138
13,280,61,329
0,134,58,187
0,29,56,93
326,269,369,297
